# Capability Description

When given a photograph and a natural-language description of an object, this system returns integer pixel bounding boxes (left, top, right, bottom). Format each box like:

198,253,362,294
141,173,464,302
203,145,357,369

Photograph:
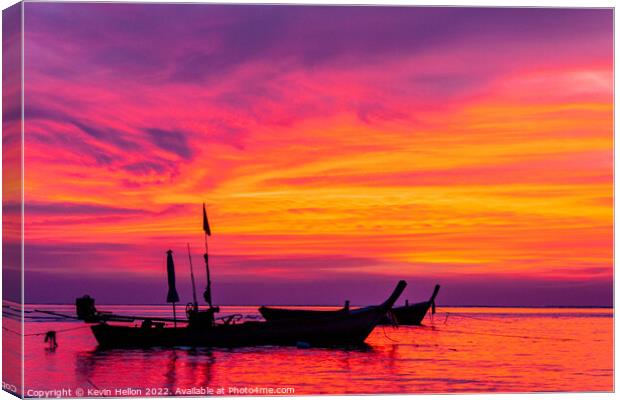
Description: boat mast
187,243,198,310
202,203,213,308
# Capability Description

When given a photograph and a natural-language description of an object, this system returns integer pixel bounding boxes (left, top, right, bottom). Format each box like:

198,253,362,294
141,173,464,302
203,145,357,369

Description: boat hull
91,306,387,348
386,284,440,325
260,285,440,326
382,301,432,325
259,302,432,326
258,306,347,321
89,280,407,348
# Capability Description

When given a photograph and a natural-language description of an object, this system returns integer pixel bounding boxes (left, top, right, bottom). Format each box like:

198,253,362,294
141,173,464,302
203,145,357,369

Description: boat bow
380,280,407,311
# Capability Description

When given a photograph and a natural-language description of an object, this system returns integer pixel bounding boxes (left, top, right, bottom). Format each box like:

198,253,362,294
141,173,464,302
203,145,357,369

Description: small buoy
44,331,58,348
296,341,311,349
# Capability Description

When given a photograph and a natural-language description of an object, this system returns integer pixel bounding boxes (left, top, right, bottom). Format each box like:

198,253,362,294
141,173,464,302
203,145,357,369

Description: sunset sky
17,5,613,305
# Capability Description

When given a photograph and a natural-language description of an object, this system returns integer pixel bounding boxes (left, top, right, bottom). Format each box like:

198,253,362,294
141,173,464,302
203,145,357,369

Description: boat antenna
187,243,198,310
202,203,213,308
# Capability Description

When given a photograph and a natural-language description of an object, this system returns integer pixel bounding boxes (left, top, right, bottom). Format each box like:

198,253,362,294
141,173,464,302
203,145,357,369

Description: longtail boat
76,203,407,348
259,284,440,326
79,281,406,348
381,284,440,325
258,300,350,321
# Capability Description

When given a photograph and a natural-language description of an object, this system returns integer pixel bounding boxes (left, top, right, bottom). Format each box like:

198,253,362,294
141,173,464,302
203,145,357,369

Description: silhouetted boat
78,204,407,348
260,284,440,326
83,281,406,348
259,300,350,321
381,284,440,325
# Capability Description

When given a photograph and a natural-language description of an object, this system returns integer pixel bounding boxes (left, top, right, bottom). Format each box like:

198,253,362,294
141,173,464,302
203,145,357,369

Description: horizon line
8,302,614,309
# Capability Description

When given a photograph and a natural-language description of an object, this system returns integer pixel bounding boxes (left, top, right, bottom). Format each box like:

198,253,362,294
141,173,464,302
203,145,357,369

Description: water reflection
75,343,375,394
20,307,613,394
185,348,215,388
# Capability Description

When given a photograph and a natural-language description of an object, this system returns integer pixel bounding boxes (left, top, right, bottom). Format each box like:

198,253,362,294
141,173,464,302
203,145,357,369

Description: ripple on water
17,306,614,394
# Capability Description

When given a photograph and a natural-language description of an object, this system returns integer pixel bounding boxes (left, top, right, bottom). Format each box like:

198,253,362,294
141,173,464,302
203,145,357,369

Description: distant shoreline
5,301,614,309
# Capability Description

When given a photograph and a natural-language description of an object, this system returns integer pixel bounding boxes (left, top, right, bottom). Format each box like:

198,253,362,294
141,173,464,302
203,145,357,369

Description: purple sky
6,4,613,306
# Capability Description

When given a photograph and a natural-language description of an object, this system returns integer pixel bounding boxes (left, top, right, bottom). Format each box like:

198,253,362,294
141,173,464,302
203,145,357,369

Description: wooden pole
204,232,212,308
187,243,198,309
202,203,214,313
173,302,177,328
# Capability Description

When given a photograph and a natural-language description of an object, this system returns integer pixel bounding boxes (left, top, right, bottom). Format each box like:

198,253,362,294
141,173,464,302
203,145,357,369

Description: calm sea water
3,304,613,395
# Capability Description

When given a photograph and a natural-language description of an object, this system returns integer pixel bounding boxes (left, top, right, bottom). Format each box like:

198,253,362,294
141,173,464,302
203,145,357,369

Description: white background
0,1,616,400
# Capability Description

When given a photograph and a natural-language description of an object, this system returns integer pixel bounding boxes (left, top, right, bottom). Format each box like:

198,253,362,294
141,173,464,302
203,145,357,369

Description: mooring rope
2,324,91,337
3,304,35,313
433,313,576,342
433,326,576,342
3,312,70,321
443,312,519,323
381,310,401,342
381,325,400,342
